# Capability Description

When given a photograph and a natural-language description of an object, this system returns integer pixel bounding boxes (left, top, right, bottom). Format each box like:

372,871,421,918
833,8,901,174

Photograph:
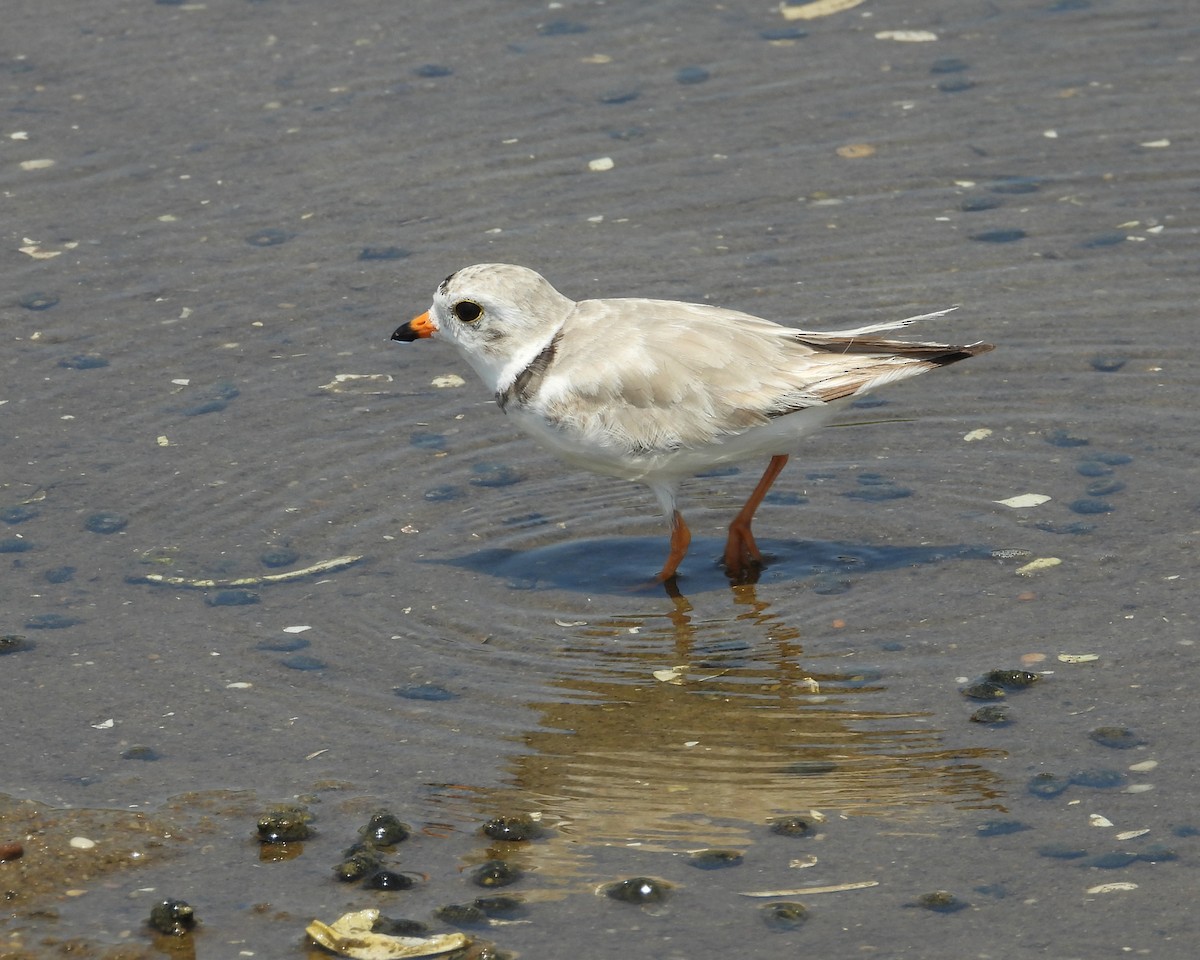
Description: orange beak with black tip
391,310,437,342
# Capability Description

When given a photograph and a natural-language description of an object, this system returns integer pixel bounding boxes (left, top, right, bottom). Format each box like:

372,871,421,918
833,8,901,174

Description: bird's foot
722,525,765,585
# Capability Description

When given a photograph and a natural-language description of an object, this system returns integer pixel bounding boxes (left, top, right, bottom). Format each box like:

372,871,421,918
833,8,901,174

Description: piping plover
392,263,992,584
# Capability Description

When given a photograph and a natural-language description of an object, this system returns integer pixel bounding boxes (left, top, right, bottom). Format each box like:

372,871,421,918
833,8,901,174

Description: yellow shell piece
306,909,469,959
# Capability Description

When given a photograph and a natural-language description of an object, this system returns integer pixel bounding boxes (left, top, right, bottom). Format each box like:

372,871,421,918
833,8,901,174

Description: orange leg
723,454,789,579
655,510,692,582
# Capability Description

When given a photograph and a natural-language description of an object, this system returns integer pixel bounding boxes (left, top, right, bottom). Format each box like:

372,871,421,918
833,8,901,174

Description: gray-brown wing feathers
527,298,991,451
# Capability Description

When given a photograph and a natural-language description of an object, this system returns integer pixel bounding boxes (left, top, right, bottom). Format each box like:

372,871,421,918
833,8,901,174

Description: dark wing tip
931,341,995,365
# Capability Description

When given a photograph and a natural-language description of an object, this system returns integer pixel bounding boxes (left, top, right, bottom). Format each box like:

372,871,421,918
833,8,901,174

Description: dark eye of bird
453,300,483,323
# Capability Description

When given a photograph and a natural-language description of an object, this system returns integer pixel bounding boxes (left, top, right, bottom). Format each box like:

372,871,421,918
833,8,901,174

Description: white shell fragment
588,157,615,172
963,428,992,442
306,910,469,959
875,30,939,42
129,555,363,589
318,373,395,394
780,0,866,20
430,374,465,388
740,880,877,897
1087,882,1138,894
1015,557,1062,576
1088,814,1114,828
1058,653,1100,663
995,493,1052,508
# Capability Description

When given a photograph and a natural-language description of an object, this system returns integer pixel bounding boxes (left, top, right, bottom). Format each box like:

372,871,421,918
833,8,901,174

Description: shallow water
3,0,1198,957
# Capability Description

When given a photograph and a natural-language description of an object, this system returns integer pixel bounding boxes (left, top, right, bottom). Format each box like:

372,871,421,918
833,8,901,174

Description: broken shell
306,909,469,959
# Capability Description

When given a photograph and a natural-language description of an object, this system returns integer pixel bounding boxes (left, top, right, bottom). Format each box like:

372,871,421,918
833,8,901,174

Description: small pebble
84,512,127,534
2,505,38,524
410,431,447,450
1044,428,1089,448
433,903,489,925
603,876,670,905
1136,844,1177,863
676,66,710,85
1089,726,1143,749
976,820,1030,837
473,895,526,920
59,354,109,370
483,814,544,842
70,836,96,849
1076,461,1114,477
260,547,299,567
256,637,309,653
1090,355,1128,372
470,463,524,488
970,705,1010,725
121,745,160,762
148,899,196,937
413,64,453,78
360,811,411,846
1079,233,1127,249
245,228,291,246
961,196,1004,212
689,848,744,869
424,485,462,502
1069,768,1125,789
937,78,976,93
911,890,968,913
44,565,75,583
1086,479,1125,497
374,918,429,936
280,654,326,671
1036,520,1096,536
0,841,23,862
962,681,1005,701
983,670,1041,689
359,246,410,260
19,292,59,310
256,806,312,844
394,682,455,701
970,229,1026,243
769,816,813,838
762,901,808,930
598,89,640,105
363,870,416,890
1069,498,1114,515
471,859,523,888
334,848,382,882
0,538,32,553
0,635,32,656
205,589,260,607
1028,772,1070,798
